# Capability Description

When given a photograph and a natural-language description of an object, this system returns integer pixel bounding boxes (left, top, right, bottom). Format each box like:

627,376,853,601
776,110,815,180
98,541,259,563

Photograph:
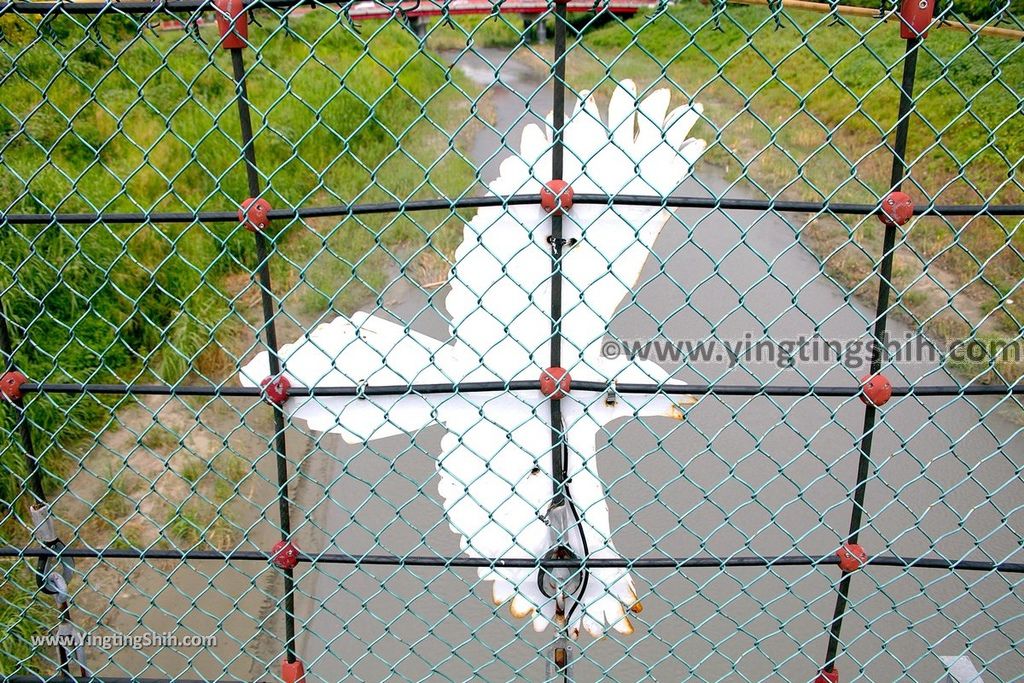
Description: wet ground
286,46,1023,682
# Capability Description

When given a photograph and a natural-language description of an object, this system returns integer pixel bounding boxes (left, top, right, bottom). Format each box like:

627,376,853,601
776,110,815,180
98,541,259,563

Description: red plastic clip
815,667,840,683
260,375,291,406
837,543,868,573
214,0,248,50
271,539,300,570
878,191,914,227
281,658,306,683
899,0,935,40
860,373,893,407
540,367,571,400
0,371,26,402
540,180,574,216
239,197,272,233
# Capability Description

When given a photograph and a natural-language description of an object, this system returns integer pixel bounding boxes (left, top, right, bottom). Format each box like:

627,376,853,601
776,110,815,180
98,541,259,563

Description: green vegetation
810,0,1024,21
95,467,135,521
8,2,1012,531
0,3,1019,670
573,2,1022,376
426,13,525,49
0,14,477,672
429,4,1022,368
0,0,1016,511
0,11,476,509
0,572,52,673
947,334,1024,382
168,505,204,546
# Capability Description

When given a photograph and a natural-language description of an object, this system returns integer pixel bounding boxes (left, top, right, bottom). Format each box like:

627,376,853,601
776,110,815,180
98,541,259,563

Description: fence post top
214,0,249,50
0,370,26,402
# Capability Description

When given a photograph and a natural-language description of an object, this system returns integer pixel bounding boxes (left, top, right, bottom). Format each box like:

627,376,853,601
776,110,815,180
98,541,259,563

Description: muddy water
290,46,1023,682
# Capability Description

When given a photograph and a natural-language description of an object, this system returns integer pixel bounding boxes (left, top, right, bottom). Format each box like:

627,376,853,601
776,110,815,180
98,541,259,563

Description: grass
10,4,1014,518
140,423,179,452
168,494,238,548
0,15,479,671
0,570,52,673
179,456,205,484
0,11,478,510
424,13,526,49
566,2,1022,380
947,333,1024,383
95,468,135,521
168,506,204,546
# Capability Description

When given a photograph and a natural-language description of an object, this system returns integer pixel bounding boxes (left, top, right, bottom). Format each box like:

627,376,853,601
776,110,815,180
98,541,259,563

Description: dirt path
56,269,320,678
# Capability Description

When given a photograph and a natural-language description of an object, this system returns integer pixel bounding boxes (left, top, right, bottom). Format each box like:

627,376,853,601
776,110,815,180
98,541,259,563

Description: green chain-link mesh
0,0,1021,680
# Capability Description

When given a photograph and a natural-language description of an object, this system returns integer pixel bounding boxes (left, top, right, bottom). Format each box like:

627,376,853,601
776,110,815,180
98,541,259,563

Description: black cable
15,380,1024,398
4,546,1024,573
2,195,1020,226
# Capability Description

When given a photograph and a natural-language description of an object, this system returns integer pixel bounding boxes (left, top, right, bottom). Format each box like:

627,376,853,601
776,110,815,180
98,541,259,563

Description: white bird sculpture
240,79,705,638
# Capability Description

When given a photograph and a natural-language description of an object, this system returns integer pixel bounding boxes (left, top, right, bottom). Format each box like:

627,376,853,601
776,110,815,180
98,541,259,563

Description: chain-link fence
0,0,1021,680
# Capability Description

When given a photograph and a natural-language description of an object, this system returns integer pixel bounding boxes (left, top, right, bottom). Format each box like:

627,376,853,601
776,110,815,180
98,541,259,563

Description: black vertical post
546,2,585,681
549,0,568,509
0,257,85,678
821,37,921,674
228,47,298,666
0,310,45,504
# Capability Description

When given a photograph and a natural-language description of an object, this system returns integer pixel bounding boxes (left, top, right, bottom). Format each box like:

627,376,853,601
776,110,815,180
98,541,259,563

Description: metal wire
16,381,1024,397
0,0,1021,681
2,196,1021,225
6,547,1024,573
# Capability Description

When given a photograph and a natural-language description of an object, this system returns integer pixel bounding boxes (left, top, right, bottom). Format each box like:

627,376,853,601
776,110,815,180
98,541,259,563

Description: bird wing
445,79,706,375
239,312,465,443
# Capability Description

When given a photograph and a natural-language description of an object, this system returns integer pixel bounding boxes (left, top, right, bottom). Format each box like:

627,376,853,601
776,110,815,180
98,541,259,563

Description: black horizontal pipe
0,0,336,15
597,381,1024,397
577,194,1024,217
2,679,254,683
1,194,1020,226
22,380,535,396
0,0,652,17
3,546,1022,573
17,380,1024,398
